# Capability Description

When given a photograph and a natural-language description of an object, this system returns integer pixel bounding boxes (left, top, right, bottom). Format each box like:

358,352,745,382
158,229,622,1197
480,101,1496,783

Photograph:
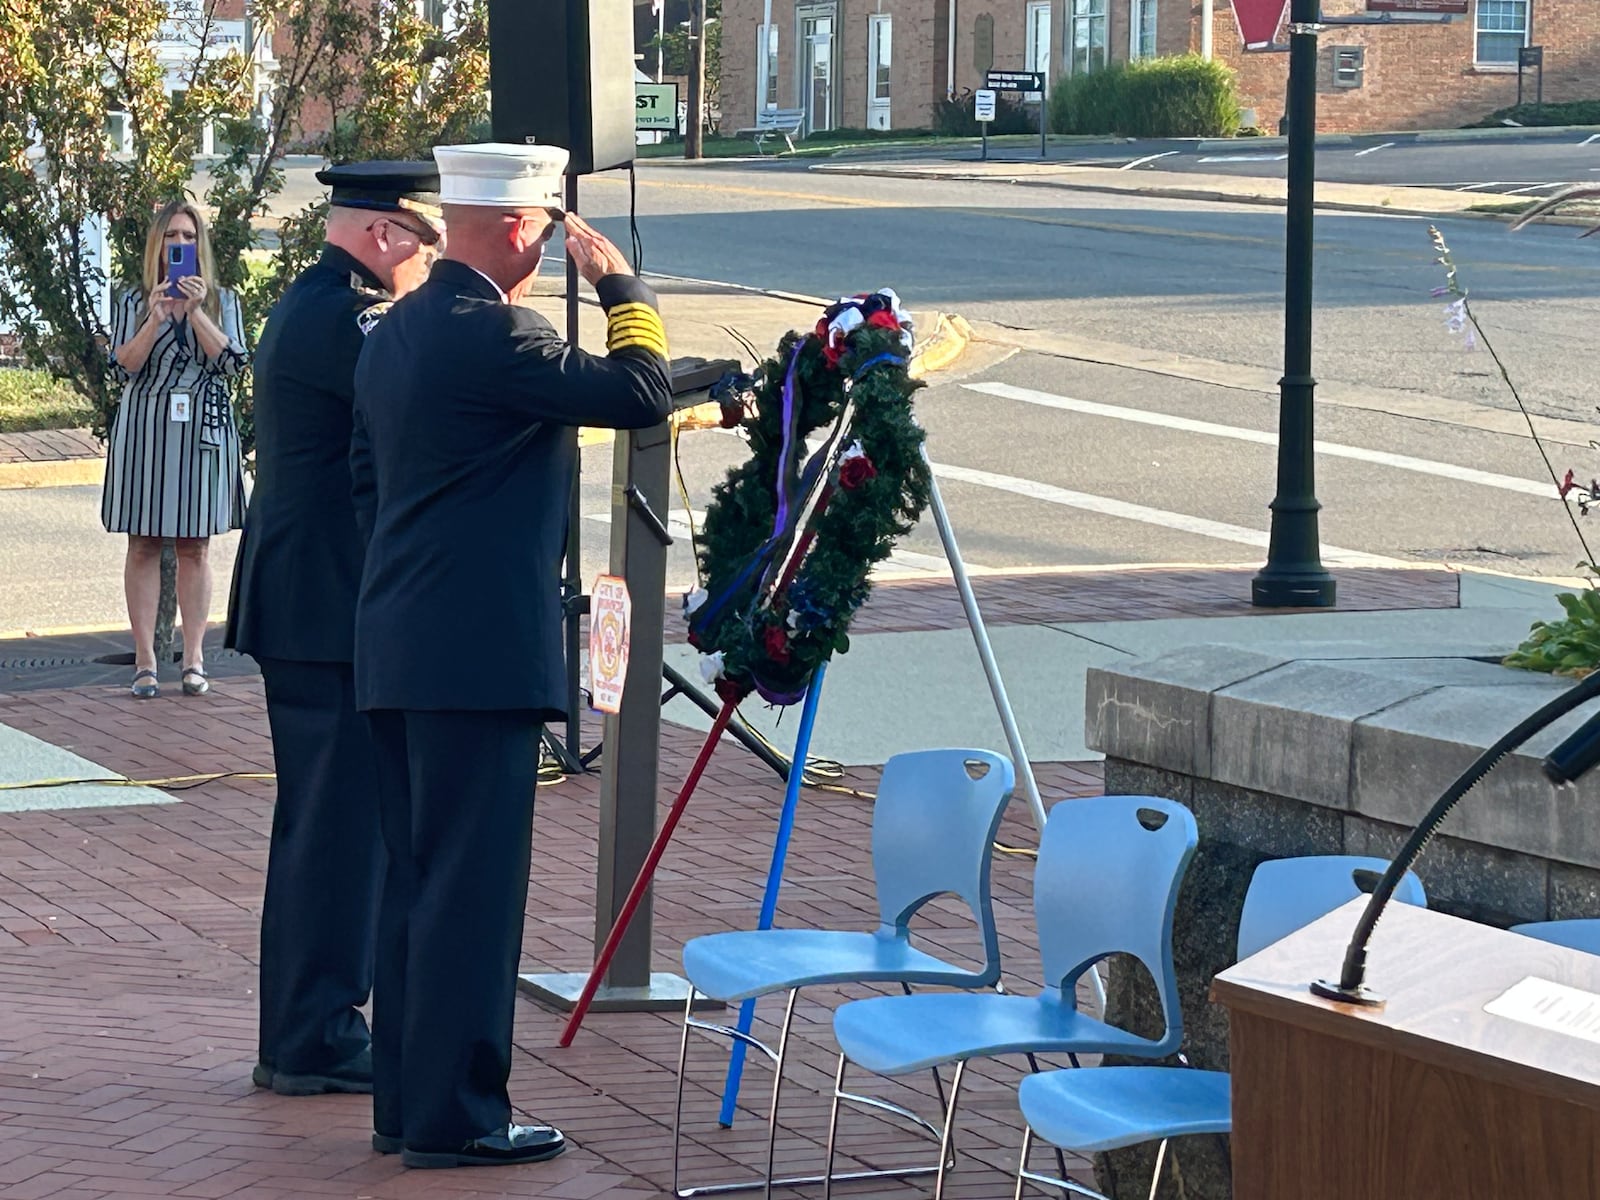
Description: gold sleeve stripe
610,333,670,358
606,302,667,356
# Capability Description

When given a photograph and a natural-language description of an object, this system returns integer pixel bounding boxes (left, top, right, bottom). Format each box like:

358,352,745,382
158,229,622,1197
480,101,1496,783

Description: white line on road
1583,134,1600,145
1197,154,1288,163
1120,151,1180,170
1353,142,1396,157
928,460,1400,566
1504,182,1564,196
963,381,1554,499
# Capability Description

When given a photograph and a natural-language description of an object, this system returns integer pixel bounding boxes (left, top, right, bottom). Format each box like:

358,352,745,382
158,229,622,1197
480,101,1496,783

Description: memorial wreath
685,290,932,705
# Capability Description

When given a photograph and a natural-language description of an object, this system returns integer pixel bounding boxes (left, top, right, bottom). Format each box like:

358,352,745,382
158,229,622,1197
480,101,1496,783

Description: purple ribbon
772,341,804,536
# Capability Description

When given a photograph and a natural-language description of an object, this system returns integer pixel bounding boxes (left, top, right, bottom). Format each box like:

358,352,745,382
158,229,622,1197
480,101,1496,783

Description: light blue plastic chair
1510,918,1600,956
1013,854,1427,1200
823,795,1199,1200
672,748,1016,1199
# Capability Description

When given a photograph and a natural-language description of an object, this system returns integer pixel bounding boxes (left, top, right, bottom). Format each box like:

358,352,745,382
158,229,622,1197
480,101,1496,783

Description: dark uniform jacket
350,260,672,717
226,245,393,663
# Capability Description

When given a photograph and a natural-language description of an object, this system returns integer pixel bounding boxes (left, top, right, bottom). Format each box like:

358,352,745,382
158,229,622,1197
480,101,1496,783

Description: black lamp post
1252,0,1337,608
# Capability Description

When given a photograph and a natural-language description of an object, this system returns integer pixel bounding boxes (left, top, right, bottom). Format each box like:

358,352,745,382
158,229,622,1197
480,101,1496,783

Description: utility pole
685,0,706,159
1252,0,1335,607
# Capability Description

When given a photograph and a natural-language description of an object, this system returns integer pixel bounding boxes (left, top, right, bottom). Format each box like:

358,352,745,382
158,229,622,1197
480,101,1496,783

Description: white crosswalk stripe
963,381,1554,498
928,460,1402,565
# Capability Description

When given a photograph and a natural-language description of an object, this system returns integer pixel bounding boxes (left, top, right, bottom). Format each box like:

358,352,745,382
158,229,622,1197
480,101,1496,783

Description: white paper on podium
1485,976,1600,1047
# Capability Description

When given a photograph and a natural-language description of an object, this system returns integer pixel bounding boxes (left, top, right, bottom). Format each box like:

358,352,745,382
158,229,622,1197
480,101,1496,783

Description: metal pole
657,0,665,83
1201,0,1214,59
1250,0,1335,609
717,662,828,1125
924,456,1106,1013
758,0,773,110
685,0,705,159
924,453,1044,832
563,173,588,756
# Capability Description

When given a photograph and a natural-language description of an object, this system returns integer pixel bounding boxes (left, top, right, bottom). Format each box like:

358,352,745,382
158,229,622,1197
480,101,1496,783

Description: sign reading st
985,70,1046,95
635,82,679,131
588,575,632,715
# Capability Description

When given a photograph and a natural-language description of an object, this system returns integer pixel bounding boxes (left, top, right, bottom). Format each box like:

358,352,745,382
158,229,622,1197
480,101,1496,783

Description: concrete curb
812,162,1598,228
0,457,104,490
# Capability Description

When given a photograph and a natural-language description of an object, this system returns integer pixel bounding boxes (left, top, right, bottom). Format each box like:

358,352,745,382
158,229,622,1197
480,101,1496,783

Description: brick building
718,0,1599,136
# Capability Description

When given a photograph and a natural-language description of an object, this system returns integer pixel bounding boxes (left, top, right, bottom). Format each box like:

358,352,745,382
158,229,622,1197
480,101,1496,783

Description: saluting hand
563,214,633,286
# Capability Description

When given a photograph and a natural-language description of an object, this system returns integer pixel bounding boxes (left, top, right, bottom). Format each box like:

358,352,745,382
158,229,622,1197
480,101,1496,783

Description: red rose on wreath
840,454,878,491
719,397,744,428
762,625,792,664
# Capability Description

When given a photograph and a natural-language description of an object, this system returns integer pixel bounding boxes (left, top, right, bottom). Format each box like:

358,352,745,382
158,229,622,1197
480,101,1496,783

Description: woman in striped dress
102,199,247,699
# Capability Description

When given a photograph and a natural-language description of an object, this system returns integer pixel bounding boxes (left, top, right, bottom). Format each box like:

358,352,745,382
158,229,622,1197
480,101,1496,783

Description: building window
1130,0,1157,58
1071,0,1109,74
1025,0,1051,95
1331,46,1364,87
868,14,891,102
1475,0,1528,65
758,23,779,109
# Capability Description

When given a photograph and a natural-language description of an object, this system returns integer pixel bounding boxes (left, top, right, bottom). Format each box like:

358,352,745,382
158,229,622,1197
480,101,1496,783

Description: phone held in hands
166,243,198,297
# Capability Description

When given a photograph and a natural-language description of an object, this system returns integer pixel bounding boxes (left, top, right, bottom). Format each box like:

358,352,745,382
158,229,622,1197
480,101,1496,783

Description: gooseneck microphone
1311,669,1600,1007
1542,705,1600,785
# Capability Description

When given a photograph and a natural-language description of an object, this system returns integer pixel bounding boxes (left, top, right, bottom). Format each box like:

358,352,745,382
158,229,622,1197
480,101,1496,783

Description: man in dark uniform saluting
351,142,672,1169
225,161,445,1096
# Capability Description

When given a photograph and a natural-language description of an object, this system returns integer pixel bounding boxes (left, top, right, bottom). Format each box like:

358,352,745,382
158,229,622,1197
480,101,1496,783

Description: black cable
629,161,643,273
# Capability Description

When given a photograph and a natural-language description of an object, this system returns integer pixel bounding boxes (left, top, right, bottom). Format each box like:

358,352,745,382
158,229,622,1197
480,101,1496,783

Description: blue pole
716,661,828,1127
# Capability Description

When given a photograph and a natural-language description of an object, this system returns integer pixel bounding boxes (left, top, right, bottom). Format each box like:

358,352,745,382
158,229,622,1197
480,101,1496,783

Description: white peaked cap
432,142,569,208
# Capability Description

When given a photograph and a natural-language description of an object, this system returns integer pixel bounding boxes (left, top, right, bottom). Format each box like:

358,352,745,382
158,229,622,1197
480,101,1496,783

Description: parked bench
734,108,805,155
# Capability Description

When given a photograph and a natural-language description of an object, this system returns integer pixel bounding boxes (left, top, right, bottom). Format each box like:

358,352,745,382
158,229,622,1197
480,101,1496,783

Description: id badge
169,392,192,423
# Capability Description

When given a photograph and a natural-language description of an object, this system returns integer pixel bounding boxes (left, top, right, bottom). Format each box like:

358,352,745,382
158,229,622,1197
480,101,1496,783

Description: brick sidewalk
0,429,100,465
0,565,1458,1199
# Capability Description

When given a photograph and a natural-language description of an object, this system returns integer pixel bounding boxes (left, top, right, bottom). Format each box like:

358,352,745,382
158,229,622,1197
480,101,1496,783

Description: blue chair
1510,918,1600,956
1013,854,1427,1200
824,795,1199,1200
672,747,1016,1199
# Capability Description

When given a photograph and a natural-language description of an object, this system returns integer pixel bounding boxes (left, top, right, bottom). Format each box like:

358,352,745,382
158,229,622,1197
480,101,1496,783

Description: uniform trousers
364,708,543,1149
257,657,383,1074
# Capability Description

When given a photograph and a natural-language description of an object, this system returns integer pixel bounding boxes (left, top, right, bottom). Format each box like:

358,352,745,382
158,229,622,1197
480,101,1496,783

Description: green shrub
1050,55,1242,138
1470,100,1600,128
1504,570,1600,677
934,92,1038,137
0,367,94,433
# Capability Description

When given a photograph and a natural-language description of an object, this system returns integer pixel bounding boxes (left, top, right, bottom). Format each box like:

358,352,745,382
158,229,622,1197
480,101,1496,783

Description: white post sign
635,82,680,131
974,89,997,122
588,575,632,714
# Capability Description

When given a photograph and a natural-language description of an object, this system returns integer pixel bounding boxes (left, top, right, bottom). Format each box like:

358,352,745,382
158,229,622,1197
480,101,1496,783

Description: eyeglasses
368,216,442,247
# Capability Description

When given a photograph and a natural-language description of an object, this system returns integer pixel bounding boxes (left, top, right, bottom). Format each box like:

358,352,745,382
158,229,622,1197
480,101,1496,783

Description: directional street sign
635,82,679,131
985,70,1045,95
974,89,997,123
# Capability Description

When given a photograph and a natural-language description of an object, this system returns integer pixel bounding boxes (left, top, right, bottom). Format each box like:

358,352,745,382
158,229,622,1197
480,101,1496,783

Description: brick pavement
0,429,100,465
0,566,1457,1199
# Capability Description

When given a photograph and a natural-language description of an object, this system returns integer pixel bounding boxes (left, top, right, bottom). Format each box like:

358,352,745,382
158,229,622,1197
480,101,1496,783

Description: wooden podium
1212,898,1600,1199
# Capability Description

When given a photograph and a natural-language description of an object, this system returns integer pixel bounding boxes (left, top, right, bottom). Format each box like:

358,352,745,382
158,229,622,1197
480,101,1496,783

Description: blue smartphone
166,242,198,296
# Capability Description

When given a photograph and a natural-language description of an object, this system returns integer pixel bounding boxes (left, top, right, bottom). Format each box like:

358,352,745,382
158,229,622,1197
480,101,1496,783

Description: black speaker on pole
487,0,638,176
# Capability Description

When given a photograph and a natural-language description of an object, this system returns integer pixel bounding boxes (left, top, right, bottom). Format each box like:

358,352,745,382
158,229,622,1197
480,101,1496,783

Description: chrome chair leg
760,989,800,1200
673,988,697,1198
822,1052,847,1200
932,1059,967,1200
1013,1126,1033,1200
1145,1139,1170,1200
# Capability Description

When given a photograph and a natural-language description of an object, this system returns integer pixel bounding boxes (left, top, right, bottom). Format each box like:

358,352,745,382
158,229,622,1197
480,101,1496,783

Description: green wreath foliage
687,322,931,704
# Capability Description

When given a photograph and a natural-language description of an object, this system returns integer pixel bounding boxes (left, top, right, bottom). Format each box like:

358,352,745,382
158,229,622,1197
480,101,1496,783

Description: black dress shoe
258,1045,374,1096
372,1132,404,1155
401,1122,567,1169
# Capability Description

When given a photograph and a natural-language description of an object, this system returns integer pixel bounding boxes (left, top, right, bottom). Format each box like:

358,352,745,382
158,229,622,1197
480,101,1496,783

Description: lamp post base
1251,570,1337,608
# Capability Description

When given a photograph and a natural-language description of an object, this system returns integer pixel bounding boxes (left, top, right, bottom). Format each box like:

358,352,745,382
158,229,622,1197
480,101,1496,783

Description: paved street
997,130,1600,197
8,161,1600,633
